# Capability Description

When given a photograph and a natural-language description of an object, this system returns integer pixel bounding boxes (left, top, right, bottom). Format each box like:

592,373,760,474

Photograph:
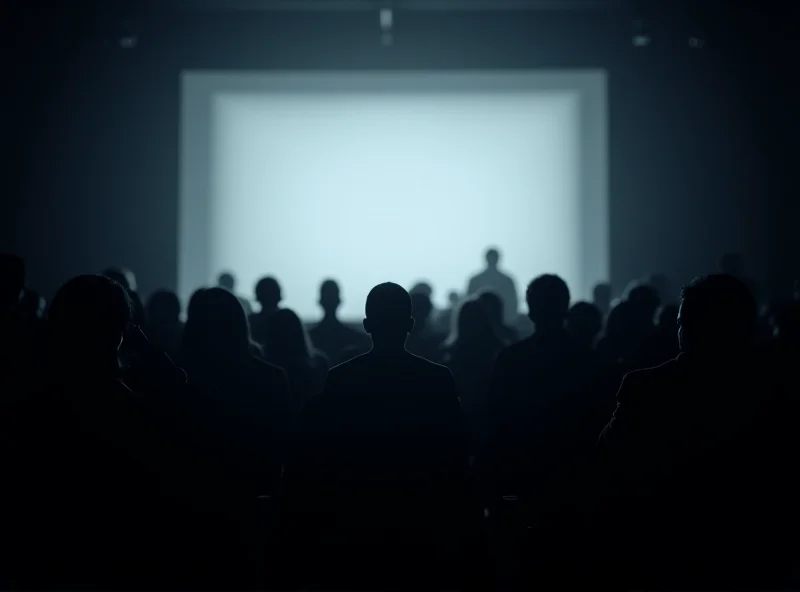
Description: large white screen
180,72,608,321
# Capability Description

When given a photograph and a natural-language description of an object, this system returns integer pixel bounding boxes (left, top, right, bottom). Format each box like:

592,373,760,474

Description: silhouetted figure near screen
406,292,446,362
467,247,518,326
486,274,616,585
478,290,519,345
592,282,612,317
145,290,184,358
283,282,473,589
263,308,328,416
625,283,663,369
249,275,282,347
566,301,603,350
308,279,370,365
441,298,505,454
217,270,254,316
178,287,290,496
598,274,799,589
433,289,461,333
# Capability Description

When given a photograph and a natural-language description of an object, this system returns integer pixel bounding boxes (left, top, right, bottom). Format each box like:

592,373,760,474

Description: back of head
626,283,662,326
0,253,25,309
447,291,460,306
266,308,311,360
678,274,756,355
485,247,500,269
217,271,236,292
146,290,181,326
526,274,570,330
478,290,504,325
364,282,413,342
319,279,341,313
566,301,603,344
48,274,132,364
182,287,250,360
410,292,433,325
455,298,496,344
409,282,433,299
255,276,282,309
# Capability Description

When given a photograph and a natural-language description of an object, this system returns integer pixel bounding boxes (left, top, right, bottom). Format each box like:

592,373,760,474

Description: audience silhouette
598,274,799,588
467,247,519,326
2,246,798,590
283,282,474,588
218,270,254,316
308,278,370,365
249,275,282,347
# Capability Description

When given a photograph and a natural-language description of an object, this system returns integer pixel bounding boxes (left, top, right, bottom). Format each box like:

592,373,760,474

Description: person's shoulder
247,354,289,381
496,336,531,361
327,351,369,375
617,357,680,402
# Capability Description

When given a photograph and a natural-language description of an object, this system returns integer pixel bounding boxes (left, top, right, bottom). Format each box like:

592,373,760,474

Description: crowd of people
0,247,798,590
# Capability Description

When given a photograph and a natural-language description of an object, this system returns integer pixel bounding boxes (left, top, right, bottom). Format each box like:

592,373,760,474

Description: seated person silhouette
283,282,470,588
478,290,519,345
598,274,798,589
217,270,253,316
249,275,282,347
406,291,446,362
566,301,604,350
592,282,612,317
145,290,184,358
467,247,519,326
263,307,329,416
308,279,370,365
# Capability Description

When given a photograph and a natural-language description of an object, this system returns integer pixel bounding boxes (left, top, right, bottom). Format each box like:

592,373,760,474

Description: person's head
182,287,251,360
319,279,341,316
592,282,612,313
20,289,46,320
48,275,133,370
678,274,756,355
0,253,25,310
603,300,634,347
363,282,414,347
526,274,570,332
255,276,282,312
478,290,504,326
265,308,312,360
102,267,137,292
647,273,670,304
448,291,460,307
485,247,500,269
719,253,745,279
454,298,496,344
626,283,661,329
410,282,433,299
217,272,236,292
410,292,434,328
566,301,603,347
146,290,181,327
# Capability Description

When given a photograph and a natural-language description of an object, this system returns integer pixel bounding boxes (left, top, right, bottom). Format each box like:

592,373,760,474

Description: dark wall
4,1,796,303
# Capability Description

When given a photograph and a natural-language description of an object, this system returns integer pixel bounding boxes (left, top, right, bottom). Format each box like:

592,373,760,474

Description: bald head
364,282,414,343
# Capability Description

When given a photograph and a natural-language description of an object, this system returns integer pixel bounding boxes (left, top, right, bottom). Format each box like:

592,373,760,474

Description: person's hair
48,275,133,354
255,276,281,307
478,290,504,325
319,279,340,309
182,287,251,360
566,301,603,344
485,247,500,266
449,298,496,350
410,292,433,324
679,274,756,352
265,308,312,360
102,267,135,292
146,290,181,325
626,283,662,325
365,282,412,336
0,253,25,307
217,272,235,291
526,274,570,328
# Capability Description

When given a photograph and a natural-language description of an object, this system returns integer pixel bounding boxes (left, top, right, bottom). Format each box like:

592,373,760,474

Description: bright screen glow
180,72,607,321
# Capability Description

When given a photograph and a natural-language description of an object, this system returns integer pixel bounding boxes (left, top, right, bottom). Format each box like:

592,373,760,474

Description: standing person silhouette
467,247,519,326
308,279,370,365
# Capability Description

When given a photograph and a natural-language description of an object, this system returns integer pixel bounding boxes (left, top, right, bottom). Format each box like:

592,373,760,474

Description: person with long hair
263,308,328,416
